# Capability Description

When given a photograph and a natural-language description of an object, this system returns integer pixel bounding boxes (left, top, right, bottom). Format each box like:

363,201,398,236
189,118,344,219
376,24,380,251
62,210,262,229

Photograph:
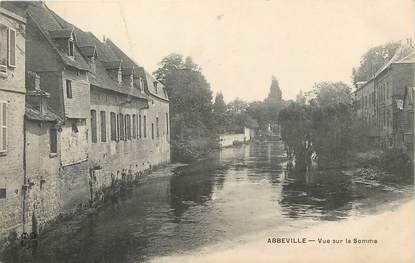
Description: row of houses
0,2,170,239
354,41,414,159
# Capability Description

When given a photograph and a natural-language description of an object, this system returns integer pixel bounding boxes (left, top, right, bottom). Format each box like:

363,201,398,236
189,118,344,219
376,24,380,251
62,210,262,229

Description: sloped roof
78,45,96,58
74,28,148,100
7,2,91,71
105,39,169,101
25,104,62,122
49,28,74,39
395,52,415,64
374,44,414,77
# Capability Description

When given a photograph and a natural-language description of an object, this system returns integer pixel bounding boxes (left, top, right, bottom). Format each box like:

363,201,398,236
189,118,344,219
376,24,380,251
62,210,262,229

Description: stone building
402,86,414,160
0,1,170,238
0,6,26,238
374,47,414,148
355,43,414,150
24,72,62,233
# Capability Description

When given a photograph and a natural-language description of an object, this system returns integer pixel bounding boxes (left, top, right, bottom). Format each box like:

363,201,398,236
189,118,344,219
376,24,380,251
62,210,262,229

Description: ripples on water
19,141,413,263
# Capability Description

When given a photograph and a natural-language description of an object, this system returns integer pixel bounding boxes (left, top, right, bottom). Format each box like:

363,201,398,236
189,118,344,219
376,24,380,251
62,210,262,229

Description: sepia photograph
0,0,414,262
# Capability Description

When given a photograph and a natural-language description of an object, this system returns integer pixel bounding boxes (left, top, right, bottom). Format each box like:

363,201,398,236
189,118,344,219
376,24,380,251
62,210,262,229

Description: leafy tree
154,54,215,160
309,81,352,107
352,42,400,85
265,75,282,104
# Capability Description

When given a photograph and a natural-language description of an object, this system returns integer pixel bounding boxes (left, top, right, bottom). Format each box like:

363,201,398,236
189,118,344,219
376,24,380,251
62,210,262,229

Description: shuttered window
139,114,142,139
91,110,97,143
143,115,147,138
0,102,7,153
132,114,137,139
8,28,16,67
110,112,116,141
151,123,154,140
126,114,131,140
156,117,159,138
0,25,7,67
119,113,124,141
166,113,169,135
100,111,106,142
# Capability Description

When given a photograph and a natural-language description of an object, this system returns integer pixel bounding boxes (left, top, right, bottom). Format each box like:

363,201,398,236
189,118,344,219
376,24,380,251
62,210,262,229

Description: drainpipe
22,117,27,233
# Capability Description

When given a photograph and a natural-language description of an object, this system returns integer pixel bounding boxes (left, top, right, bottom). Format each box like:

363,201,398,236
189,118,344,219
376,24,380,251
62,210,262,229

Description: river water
9,141,413,263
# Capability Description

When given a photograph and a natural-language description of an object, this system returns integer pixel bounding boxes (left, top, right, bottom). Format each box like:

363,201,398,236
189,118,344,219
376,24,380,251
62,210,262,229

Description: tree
296,90,306,104
352,42,400,85
213,92,227,133
265,75,282,104
154,54,215,160
309,81,352,107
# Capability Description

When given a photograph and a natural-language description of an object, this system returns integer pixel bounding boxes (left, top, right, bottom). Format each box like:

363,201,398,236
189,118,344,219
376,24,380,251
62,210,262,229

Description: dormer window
117,67,122,84
68,35,74,57
154,81,158,94
130,74,134,88
139,77,144,93
90,57,96,73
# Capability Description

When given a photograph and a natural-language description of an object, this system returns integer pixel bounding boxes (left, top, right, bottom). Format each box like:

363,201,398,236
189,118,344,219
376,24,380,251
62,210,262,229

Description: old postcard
0,0,414,262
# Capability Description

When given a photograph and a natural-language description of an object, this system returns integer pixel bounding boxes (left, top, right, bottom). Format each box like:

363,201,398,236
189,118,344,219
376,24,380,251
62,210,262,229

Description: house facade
0,7,26,238
355,43,414,151
402,86,414,160
0,1,170,238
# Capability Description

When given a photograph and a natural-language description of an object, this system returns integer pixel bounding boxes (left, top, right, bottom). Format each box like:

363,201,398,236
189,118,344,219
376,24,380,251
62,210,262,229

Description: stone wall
88,87,170,198
0,8,26,238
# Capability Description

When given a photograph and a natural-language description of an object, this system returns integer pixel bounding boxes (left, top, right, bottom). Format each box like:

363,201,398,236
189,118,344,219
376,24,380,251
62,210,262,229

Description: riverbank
151,198,414,263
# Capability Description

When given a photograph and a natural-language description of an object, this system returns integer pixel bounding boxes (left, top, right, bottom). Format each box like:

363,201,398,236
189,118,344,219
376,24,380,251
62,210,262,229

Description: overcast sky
46,0,414,102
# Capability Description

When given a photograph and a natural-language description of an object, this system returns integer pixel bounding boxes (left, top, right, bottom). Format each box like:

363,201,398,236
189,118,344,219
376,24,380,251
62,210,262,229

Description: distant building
402,86,414,160
0,6,26,238
354,42,415,150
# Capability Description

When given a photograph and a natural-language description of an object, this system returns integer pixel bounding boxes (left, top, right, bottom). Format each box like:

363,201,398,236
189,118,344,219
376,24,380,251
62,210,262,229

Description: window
125,114,131,140
139,77,144,93
68,38,74,57
119,113,124,140
66,80,72,98
116,113,120,141
90,57,96,73
151,123,154,140
139,114,142,138
132,114,137,139
0,102,7,153
0,188,5,199
49,128,57,154
8,28,16,67
110,112,116,141
166,113,169,135
0,25,8,67
100,111,107,142
156,117,159,138
91,110,97,143
117,68,122,84
154,81,158,93
143,115,147,138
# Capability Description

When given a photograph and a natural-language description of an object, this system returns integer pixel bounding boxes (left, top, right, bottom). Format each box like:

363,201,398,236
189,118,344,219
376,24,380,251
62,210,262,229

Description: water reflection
8,141,412,263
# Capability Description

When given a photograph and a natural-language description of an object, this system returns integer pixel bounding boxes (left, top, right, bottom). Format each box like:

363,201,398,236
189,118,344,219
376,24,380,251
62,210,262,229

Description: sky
46,0,414,102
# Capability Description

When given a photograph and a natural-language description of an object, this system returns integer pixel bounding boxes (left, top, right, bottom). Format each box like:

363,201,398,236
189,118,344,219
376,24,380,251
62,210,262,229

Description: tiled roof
105,39,169,101
78,45,96,58
13,2,91,71
49,28,73,39
74,28,148,100
25,104,62,122
374,44,414,77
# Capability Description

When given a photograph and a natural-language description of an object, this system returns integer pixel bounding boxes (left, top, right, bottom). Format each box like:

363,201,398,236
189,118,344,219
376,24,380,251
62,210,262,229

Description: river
5,141,413,263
